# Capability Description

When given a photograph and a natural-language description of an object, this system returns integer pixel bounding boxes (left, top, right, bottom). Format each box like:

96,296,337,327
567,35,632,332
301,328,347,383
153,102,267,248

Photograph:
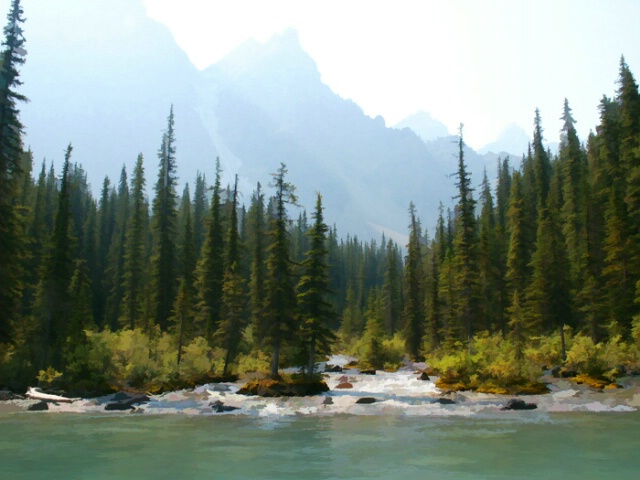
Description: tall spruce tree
532,109,552,209
264,163,298,378
104,165,128,330
0,0,26,344
297,193,336,375
505,171,530,302
402,202,425,360
172,190,197,366
151,107,178,331
381,238,402,336
195,158,225,341
192,171,208,255
37,144,74,370
247,182,268,343
478,169,500,332
121,154,148,330
559,99,588,293
451,126,479,342
216,175,247,376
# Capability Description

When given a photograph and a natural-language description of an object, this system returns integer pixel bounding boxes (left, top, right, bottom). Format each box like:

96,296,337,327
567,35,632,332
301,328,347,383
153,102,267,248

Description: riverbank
2,362,639,417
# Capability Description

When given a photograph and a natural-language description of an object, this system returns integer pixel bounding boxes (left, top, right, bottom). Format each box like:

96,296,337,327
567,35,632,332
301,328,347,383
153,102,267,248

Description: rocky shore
2,362,639,417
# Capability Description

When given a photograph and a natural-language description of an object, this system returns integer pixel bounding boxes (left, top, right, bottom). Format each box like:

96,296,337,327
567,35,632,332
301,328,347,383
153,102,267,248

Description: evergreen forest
2,0,640,395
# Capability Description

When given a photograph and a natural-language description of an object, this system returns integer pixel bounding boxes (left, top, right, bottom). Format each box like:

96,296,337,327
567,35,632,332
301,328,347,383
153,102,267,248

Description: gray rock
355,397,377,404
28,401,49,411
210,400,239,413
501,399,537,411
0,390,23,401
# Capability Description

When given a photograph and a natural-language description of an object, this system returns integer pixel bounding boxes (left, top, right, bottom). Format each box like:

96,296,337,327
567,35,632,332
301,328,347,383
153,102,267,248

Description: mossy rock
604,383,623,390
573,374,607,390
437,377,549,395
237,377,330,397
435,378,469,392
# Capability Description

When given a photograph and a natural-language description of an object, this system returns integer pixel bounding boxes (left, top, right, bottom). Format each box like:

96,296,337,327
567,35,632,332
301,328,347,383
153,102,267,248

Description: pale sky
142,0,640,150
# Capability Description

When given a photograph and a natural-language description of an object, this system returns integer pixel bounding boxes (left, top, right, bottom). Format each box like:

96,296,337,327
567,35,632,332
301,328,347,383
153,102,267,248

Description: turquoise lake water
1,411,638,479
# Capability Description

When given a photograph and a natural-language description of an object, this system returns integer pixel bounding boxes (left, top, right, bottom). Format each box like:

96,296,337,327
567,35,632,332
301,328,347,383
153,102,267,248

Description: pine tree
0,0,27,344
526,165,572,336
264,163,298,378
402,202,425,360
171,179,198,365
247,182,268,343
37,144,75,370
532,109,552,209
451,126,479,341
151,107,178,331
425,204,447,349
558,100,588,290
361,287,385,370
192,171,208,255
618,58,640,322
381,238,402,336
120,154,148,330
478,169,500,332
195,158,225,341
68,259,94,334
104,165,128,330
297,193,336,375
505,171,530,301
95,176,113,327
215,175,247,376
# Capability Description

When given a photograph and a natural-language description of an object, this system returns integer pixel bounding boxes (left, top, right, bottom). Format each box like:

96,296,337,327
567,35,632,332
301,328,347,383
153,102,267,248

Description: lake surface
1,411,638,479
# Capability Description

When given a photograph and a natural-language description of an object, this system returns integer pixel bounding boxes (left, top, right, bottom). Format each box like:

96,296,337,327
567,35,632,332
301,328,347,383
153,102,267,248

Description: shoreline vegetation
3,0,640,407
2,355,639,416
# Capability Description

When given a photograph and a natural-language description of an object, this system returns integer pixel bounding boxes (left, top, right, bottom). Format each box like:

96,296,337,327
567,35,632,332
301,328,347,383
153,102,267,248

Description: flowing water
1,411,638,479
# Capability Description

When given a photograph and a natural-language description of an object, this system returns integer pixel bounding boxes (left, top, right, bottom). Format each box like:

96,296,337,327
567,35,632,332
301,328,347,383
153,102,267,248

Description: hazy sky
142,0,639,150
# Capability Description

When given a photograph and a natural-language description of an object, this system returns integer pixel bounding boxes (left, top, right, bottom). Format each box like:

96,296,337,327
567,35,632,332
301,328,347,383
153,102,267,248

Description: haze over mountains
19,0,528,240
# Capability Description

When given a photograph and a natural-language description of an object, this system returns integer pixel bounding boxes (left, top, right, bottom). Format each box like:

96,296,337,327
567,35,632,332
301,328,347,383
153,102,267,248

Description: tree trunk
307,335,316,377
270,338,280,379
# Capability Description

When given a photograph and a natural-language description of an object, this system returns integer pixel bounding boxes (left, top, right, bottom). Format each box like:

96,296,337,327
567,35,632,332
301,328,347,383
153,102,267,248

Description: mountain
393,111,450,143
17,2,497,241
478,123,530,158
20,0,216,189
199,29,456,241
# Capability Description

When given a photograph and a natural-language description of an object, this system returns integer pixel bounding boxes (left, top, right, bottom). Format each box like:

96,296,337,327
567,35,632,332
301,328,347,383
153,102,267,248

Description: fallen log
26,387,74,403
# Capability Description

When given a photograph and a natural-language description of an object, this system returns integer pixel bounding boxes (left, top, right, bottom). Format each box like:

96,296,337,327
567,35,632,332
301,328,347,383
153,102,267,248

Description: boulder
104,401,134,411
418,372,430,381
325,364,343,373
105,393,150,411
335,382,353,389
322,396,334,405
359,369,376,375
237,378,330,397
210,400,239,413
435,398,456,405
28,401,49,411
209,383,232,392
501,399,537,411
0,390,23,401
355,397,377,404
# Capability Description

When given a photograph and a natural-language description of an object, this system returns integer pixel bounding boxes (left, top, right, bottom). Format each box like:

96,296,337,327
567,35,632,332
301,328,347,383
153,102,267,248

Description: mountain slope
394,111,450,143
18,5,500,240
20,0,216,187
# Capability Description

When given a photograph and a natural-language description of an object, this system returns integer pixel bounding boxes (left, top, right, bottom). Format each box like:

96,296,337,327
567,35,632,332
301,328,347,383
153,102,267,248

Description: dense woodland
2,0,640,394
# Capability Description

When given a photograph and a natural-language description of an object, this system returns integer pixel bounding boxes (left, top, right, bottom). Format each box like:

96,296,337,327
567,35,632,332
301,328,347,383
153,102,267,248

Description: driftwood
26,387,74,403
